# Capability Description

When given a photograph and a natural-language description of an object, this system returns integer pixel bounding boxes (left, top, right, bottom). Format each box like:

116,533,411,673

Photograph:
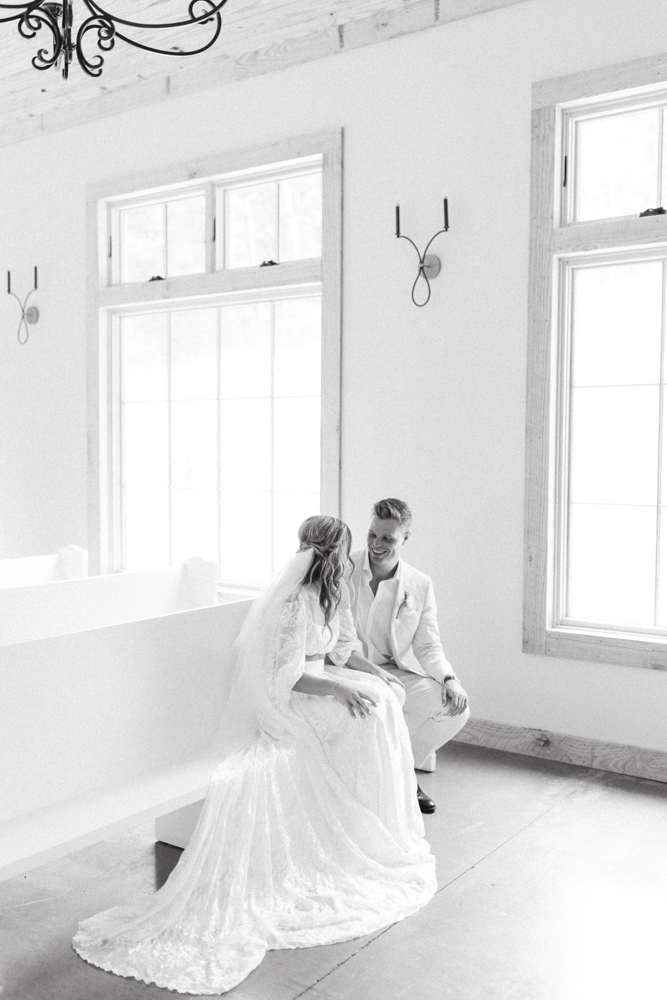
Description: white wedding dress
73,553,436,994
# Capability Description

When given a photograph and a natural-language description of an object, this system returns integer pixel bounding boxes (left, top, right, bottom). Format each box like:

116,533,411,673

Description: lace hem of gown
73,885,434,995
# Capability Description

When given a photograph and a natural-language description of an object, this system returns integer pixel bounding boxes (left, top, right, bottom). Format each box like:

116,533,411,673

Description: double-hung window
88,132,342,591
525,59,667,668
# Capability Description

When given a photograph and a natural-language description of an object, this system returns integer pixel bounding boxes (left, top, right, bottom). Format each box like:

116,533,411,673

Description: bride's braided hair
297,515,352,628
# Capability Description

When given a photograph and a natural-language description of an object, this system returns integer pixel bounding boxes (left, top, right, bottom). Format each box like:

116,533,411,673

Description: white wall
1,0,667,750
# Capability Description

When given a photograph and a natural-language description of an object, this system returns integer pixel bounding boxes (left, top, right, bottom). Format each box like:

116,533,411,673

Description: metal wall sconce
395,199,449,307
7,267,39,345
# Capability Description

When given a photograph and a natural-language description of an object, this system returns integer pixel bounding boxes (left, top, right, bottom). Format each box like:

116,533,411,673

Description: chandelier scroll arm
94,19,223,59
75,11,114,78
82,0,228,32
0,2,37,24
17,3,62,72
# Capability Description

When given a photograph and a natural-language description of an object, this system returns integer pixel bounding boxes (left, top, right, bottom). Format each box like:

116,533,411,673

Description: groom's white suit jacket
347,549,457,686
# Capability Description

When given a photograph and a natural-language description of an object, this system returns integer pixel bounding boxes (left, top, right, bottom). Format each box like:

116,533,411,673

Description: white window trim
86,129,343,578
524,57,667,671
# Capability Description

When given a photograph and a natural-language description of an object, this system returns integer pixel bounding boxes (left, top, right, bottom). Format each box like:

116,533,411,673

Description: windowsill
550,622,667,643
526,626,667,670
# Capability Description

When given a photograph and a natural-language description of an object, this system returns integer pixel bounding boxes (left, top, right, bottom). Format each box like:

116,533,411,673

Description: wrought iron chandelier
0,0,228,79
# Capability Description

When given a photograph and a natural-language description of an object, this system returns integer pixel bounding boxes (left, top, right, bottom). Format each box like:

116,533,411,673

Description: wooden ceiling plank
0,0,531,145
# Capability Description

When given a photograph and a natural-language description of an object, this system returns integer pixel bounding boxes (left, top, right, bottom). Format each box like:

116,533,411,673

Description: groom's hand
366,664,405,690
345,652,405,690
441,679,468,715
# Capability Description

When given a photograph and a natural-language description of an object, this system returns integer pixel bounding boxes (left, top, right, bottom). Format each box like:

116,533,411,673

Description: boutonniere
396,593,412,618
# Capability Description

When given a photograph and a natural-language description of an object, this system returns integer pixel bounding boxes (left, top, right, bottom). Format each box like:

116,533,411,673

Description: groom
345,498,469,814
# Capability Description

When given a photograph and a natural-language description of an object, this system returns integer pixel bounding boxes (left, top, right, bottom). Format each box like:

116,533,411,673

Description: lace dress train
73,584,436,994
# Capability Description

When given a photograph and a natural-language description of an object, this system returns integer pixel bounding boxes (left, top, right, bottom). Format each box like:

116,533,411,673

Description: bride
73,515,437,994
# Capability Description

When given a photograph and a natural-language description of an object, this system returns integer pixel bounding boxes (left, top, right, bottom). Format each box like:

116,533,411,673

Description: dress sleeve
271,590,309,703
328,579,362,666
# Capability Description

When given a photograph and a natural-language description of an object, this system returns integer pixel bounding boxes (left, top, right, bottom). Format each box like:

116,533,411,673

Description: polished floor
1,742,666,1000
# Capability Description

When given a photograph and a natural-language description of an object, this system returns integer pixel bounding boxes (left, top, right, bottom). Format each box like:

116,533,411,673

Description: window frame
525,57,667,670
87,129,342,582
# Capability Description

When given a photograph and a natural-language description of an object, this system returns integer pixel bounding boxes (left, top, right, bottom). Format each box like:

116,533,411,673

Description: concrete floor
1,742,667,1000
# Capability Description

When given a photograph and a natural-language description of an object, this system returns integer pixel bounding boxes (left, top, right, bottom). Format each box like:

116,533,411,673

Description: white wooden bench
0,544,88,588
0,561,252,882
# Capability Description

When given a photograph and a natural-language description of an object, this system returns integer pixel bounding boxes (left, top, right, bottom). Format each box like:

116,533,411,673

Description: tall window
525,61,667,667
89,133,342,589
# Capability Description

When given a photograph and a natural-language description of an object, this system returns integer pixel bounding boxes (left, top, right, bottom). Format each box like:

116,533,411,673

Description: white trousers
384,665,470,770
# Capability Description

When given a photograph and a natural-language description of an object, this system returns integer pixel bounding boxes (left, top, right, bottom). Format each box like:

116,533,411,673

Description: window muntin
116,293,321,585
562,94,667,225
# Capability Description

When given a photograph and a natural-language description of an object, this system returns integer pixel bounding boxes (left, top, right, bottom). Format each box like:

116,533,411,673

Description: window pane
167,196,206,277
226,182,277,268
122,401,169,488
274,492,320,571
575,109,660,222
569,386,659,506
567,503,656,624
171,401,218,489
571,262,663,387
220,491,271,584
274,298,321,397
220,399,271,491
274,397,320,493
279,173,322,261
121,313,168,401
124,487,169,570
220,303,271,398
171,309,217,400
120,203,165,283
171,488,218,565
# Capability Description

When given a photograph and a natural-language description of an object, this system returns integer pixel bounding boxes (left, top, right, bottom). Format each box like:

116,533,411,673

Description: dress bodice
302,583,361,663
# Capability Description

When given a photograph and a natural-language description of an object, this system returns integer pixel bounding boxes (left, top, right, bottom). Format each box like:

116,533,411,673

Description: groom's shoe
417,785,436,814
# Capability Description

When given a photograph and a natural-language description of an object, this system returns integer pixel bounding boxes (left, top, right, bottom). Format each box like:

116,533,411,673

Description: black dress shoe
417,784,436,814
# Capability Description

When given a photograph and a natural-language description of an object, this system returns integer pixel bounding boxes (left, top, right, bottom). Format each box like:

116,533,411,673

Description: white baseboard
453,718,667,784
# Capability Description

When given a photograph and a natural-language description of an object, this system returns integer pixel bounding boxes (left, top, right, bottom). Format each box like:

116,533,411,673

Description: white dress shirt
355,549,401,665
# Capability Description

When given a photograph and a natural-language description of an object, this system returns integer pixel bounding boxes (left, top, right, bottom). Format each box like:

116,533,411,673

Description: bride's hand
332,681,377,719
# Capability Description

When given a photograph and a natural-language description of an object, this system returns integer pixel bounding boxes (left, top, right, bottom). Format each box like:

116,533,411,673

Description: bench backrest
0,545,88,589
0,557,217,646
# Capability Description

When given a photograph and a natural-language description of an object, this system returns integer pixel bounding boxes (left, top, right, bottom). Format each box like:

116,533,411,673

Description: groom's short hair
373,498,412,529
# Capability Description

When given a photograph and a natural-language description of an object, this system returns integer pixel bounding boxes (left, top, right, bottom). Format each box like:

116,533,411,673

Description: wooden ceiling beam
0,0,529,147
